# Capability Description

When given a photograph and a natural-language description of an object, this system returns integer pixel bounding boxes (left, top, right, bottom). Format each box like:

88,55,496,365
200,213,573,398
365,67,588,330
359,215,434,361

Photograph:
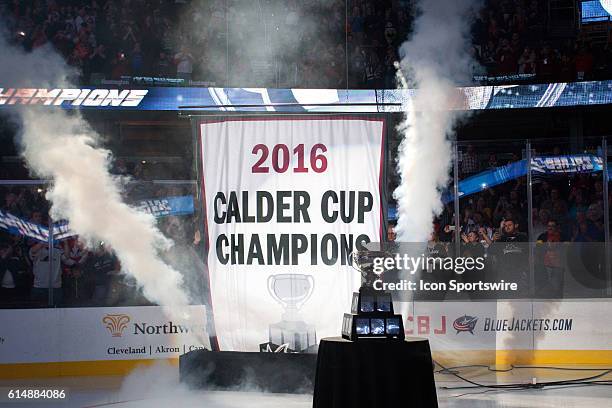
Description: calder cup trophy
261,273,317,353
342,250,405,340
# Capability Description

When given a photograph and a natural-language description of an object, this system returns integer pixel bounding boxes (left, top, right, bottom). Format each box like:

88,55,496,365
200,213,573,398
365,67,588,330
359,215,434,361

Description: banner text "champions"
213,190,374,266
0,88,148,107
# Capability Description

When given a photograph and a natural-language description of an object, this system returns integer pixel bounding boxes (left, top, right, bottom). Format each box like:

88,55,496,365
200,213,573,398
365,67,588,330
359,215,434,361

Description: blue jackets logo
453,315,478,334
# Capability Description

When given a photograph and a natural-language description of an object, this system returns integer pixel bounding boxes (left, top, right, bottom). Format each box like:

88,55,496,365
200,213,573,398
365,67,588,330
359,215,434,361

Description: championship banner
198,117,385,352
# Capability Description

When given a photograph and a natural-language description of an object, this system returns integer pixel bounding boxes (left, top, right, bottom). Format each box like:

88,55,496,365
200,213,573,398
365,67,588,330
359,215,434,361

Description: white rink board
1,301,610,365
404,300,612,351
0,306,209,364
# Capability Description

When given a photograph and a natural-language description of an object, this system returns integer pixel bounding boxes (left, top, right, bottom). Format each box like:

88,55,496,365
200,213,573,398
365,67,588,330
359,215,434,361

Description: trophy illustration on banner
260,273,317,353
342,250,405,340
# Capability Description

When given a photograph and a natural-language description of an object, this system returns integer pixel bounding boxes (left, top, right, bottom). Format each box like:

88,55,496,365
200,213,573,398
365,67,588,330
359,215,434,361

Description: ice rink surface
1,363,610,408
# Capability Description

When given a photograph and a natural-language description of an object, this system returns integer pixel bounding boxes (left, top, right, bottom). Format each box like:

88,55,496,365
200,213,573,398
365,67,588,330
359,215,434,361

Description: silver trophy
267,273,316,352
342,250,405,340
350,249,392,288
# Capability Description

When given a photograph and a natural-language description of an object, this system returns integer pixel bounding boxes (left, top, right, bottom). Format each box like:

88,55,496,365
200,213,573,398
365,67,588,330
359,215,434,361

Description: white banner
199,117,385,351
0,306,209,364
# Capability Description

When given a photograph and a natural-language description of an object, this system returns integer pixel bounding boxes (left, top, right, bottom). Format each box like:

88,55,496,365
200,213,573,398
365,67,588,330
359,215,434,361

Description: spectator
537,219,561,242
383,22,397,47
494,216,527,243
29,241,73,306
174,44,194,81
122,23,138,51
486,153,498,169
491,216,528,295
74,7,87,32
508,190,525,214
386,222,396,242
541,188,567,214
517,46,536,74
572,219,591,242
575,45,594,81
155,51,172,77
87,43,108,79
496,38,517,74
461,145,479,177
110,50,129,79
0,241,27,304
3,191,24,217
364,50,383,88
533,208,551,238
568,189,588,219
493,195,513,226
537,44,558,81
460,230,487,292
349,6,364,43
61,239,89,304
536,219,564,297
585,203,605,242
131,42,144,75
421,228,450,300
82,243,120,305
591,181,605,203
461,230,486,258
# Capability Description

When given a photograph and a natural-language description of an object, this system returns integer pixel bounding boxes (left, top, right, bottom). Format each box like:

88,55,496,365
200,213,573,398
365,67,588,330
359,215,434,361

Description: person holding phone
490,216,528,297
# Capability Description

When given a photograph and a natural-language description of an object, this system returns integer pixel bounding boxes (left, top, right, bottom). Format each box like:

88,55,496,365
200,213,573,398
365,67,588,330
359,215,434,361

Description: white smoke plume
0,31,194,314
19,108,190,308
394,0,479,242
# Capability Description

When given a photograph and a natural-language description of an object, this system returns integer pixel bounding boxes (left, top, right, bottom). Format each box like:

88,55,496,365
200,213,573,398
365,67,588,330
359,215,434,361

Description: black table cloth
312,337,438,408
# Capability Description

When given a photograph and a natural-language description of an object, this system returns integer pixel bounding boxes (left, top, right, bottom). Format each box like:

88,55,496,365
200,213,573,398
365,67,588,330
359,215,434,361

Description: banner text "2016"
252,143,328,173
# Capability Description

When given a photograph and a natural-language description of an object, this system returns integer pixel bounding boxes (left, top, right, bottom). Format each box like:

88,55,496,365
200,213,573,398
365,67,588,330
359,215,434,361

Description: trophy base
342,313,405,341
268,320,317,353
343,288,404,341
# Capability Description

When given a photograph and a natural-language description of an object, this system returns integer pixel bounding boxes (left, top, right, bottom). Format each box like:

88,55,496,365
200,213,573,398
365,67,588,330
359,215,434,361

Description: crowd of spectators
5,0,612,88
444,144,609,245
470,0,612,83
1,1,612,307
3,0,186,83
0,182,199,308
416,144,612,298
1,145,611,307
0,0,408,88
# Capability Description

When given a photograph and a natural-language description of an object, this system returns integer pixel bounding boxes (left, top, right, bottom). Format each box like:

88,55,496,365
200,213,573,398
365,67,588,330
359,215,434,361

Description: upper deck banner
197,117,385,351
4,80,612,112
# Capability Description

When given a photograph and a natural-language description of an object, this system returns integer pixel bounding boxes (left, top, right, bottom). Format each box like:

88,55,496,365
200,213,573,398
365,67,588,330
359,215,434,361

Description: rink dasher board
0,301,610,366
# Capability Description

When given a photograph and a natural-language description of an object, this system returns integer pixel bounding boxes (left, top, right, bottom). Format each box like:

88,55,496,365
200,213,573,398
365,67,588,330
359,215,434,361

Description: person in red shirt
536,220,563,297
575,45,594,80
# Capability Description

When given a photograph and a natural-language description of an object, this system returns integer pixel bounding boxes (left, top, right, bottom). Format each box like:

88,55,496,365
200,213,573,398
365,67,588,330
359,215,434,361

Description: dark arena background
0,1,611,407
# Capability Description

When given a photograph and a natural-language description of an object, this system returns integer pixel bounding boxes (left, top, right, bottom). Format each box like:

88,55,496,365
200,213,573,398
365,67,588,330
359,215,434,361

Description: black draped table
312,337,438,408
